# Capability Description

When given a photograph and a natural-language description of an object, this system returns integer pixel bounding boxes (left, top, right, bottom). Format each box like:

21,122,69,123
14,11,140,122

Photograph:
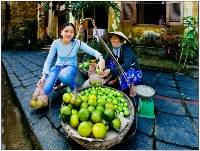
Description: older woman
100,31,142,95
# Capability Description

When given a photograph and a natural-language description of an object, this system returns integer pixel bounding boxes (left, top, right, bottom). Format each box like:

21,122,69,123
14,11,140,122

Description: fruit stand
60,86,135,149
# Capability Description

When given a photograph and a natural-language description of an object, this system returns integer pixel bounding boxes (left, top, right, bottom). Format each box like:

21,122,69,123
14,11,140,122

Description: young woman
100,32,142,95
38,23,105,95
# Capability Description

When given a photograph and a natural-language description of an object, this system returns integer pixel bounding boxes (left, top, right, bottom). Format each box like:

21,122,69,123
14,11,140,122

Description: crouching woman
37,23,105,105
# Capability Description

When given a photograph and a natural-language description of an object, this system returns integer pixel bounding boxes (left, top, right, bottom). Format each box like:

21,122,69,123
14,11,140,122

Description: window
166,2,183,25
84,6,108,29
136,1,166,25
121,1,136,24
122,2,134,20
120,1,183,26
169,3,181,22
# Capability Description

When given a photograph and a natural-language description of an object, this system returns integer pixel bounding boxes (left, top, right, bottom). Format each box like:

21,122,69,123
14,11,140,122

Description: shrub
141,30,160,47
179,16,199,68
160,26,181,60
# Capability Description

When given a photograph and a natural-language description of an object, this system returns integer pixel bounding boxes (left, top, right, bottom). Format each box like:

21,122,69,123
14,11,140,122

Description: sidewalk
2,50,199,150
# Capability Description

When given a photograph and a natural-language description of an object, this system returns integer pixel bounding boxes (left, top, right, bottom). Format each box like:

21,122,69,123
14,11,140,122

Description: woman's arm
42,40,57,75
79,40,103,59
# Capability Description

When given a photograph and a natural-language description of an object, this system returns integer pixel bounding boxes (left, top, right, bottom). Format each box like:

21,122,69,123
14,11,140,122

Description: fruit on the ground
78,108,90,121
70,114,79,128
91,110,102,123
63,93,72,104
92,123,107,139
78,121,92,137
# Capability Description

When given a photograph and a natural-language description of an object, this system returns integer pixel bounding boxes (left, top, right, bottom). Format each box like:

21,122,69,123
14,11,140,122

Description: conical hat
109,31,130,42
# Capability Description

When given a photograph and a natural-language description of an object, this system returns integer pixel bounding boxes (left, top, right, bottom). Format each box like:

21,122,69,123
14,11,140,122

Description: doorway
83,5,108,42
137,1,166,25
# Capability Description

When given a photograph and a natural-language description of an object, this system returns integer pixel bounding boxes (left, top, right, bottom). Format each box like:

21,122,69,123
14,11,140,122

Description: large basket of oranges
60,86,135,150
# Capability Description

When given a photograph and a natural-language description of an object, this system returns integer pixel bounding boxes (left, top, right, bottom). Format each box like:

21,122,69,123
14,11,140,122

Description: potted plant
179,16,199,68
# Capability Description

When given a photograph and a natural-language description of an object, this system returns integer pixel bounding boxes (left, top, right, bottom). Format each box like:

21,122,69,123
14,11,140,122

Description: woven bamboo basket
61,86,135,150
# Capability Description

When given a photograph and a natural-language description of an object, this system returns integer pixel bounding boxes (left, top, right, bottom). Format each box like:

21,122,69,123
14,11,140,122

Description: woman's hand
100,69,110,78
108,79,118,85
37,75,46,87
129,84,137,97
97,57,105,73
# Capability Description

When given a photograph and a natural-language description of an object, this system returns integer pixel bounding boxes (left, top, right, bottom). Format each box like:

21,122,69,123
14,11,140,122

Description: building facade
1,1,198,48
38,1,198,41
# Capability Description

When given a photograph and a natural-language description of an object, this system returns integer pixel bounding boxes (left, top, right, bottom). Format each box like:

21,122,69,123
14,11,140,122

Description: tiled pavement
2,50,199,150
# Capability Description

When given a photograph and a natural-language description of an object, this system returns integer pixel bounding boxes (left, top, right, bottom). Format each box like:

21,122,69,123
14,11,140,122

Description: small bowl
136,85,155,98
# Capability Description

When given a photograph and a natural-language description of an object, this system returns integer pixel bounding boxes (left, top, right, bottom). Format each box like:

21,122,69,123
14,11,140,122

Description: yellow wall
108,1,198,40
183,1,198,17
108,2,121,32
192,2,199,17
130,25,162,38
184,1,193,17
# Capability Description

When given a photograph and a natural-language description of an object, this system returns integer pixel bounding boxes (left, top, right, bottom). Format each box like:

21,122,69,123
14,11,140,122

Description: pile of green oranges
60,86,130,139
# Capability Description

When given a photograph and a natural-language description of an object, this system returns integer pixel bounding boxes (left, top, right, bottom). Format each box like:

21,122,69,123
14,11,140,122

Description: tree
69,1,120,21
39,1,120,21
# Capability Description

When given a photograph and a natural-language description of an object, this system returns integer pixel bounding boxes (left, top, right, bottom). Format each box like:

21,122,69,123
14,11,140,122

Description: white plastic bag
29,85,48,109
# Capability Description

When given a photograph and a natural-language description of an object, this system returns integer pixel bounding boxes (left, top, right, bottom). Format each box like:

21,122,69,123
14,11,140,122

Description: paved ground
2,50,199,150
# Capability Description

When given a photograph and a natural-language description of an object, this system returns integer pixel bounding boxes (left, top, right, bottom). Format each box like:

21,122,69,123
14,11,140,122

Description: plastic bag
88,63,104,86
29,85,48,109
